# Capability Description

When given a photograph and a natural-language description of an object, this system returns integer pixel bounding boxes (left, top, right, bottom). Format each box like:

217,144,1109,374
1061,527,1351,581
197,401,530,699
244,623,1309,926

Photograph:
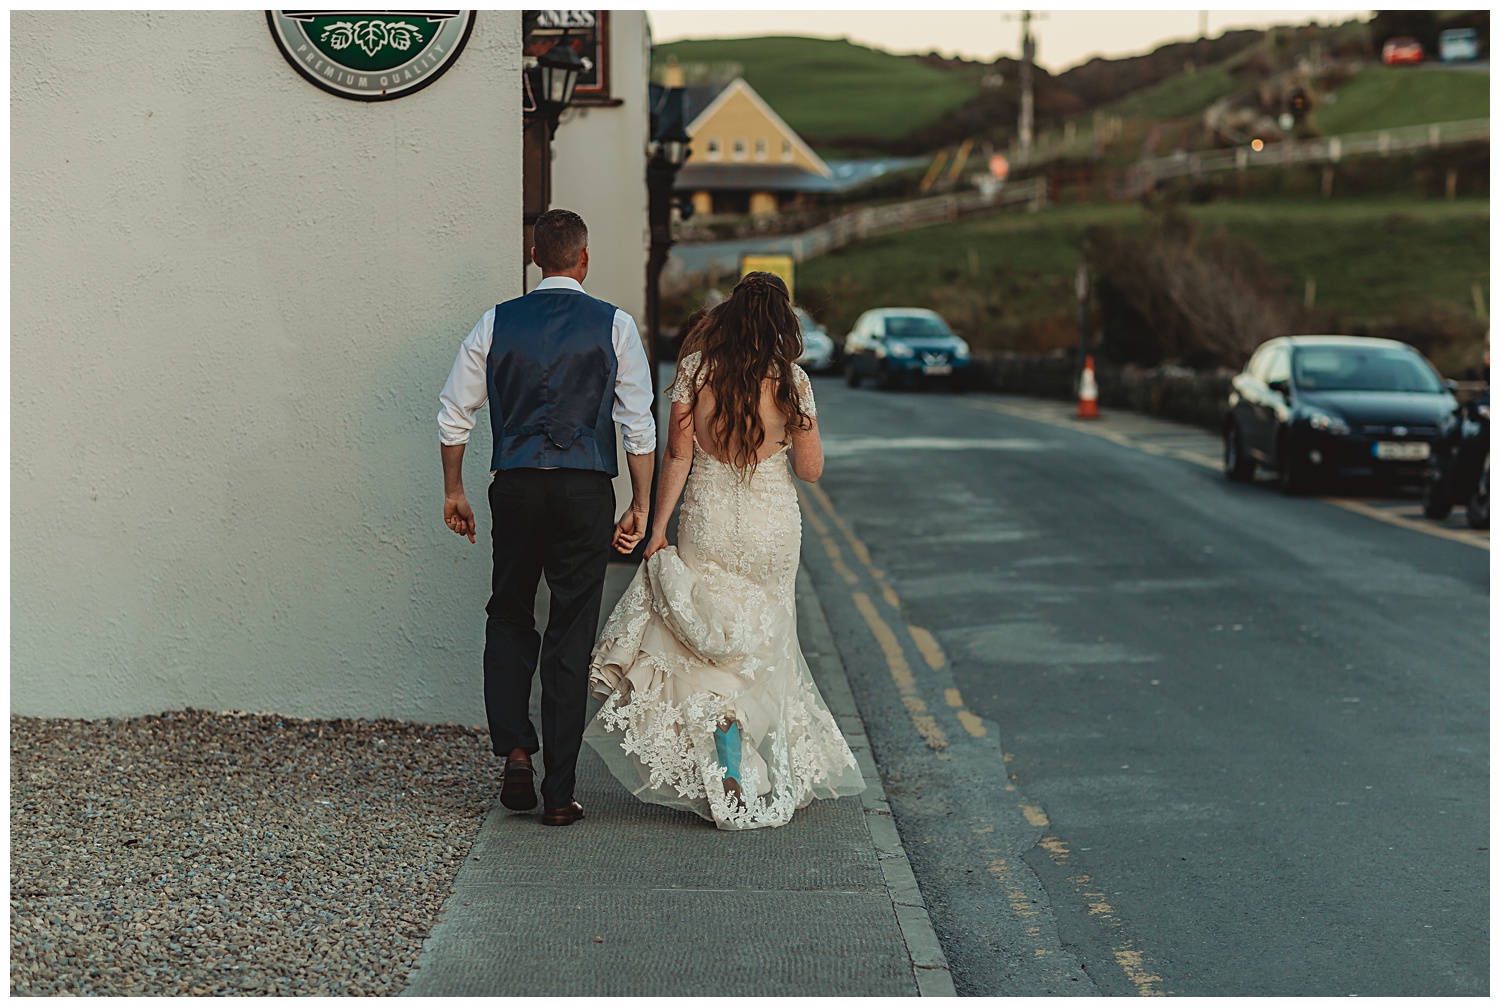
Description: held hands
612,505,650,554
642,530,668,560
444,493,476,543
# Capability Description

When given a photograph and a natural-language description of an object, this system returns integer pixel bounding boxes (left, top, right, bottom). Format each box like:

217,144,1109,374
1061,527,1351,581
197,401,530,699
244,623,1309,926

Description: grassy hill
1314,65,1490,134
793,199,1488,373
654,26,1489,166
653,36,978,152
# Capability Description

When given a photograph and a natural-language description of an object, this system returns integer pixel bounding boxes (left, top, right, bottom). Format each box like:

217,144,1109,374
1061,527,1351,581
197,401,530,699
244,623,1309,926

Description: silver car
795,308,836,373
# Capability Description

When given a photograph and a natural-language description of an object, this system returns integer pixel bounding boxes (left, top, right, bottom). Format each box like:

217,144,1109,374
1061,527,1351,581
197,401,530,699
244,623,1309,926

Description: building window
755,137,768,162
706,137,722,161
781,138,794,162
732,137,747,162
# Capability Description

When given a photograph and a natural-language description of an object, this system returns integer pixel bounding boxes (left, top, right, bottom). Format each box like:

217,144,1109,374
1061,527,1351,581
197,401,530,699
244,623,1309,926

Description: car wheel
1224,422,1255,483
1277,434,1312,495
845,361,861,388
1421,465,1454,519
1465,462,1488,530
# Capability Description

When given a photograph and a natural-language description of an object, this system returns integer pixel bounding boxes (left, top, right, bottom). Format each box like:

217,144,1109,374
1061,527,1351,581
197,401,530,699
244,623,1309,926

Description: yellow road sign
740,254,795,301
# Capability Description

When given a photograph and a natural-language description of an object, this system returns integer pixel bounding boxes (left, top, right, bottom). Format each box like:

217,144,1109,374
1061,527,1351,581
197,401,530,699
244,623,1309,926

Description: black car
1223,336,1457,494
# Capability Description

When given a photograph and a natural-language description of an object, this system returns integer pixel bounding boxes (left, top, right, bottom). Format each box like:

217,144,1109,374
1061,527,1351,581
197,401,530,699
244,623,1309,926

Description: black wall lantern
653,116,692,172
527,40,584,132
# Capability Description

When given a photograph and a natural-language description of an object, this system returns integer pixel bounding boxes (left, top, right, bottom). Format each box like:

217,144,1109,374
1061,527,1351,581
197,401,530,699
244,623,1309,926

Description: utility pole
1018,10,1035,164
1004,10,1046,163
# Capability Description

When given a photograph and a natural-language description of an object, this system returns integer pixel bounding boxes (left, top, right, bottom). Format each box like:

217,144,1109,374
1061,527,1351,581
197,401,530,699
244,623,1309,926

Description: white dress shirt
437,276,658,456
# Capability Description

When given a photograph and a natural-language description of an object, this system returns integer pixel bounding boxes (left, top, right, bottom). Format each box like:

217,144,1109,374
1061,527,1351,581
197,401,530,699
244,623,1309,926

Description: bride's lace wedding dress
585,354,865,830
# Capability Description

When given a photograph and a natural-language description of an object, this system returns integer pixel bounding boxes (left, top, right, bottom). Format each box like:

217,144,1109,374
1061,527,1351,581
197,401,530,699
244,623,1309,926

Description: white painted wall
11,11,522,724
536,9,649,320
526,10,652,512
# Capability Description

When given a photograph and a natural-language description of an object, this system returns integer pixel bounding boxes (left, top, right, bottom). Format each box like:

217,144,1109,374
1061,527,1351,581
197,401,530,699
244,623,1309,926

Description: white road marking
961,397,1489,551
821,436,1054,457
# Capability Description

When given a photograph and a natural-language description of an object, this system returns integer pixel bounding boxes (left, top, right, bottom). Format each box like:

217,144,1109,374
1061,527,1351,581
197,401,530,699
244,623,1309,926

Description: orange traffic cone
1076,355,1100,419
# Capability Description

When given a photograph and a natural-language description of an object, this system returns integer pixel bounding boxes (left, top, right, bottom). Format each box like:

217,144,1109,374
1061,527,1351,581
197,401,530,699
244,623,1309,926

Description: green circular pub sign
267,10,475,101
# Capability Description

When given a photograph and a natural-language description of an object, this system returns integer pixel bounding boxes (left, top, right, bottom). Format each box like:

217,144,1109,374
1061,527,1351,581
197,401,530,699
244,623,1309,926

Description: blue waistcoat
487,288,620,475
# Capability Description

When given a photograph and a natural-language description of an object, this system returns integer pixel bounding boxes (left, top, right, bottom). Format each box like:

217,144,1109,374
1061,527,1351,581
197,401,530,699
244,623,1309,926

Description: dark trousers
484,467,614,809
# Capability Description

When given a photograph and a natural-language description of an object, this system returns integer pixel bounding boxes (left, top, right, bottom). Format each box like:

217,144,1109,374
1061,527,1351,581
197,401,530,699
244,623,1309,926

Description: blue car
1438,27,1480,62
843,308,972,390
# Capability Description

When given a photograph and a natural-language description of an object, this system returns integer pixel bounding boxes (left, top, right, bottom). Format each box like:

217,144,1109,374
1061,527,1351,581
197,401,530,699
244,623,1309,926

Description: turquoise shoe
715,719,744,806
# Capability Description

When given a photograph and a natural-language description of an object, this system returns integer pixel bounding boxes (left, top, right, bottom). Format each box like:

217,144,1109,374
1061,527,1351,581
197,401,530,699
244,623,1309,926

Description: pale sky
646,9,1372,73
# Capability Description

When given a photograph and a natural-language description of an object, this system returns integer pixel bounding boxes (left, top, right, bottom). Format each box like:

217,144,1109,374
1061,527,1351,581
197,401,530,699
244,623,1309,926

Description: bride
584,272,865,830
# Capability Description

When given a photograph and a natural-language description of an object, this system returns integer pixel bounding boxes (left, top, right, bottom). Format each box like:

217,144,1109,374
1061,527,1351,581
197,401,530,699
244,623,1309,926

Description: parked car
1422,389,1489,528
843,308,971,390
1382,36,1425,65
1438,27,1481,63
794,307,837,373
1223,336,1457,494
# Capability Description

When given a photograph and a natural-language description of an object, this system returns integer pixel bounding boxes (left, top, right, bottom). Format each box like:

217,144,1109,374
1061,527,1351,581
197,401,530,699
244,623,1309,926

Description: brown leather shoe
500,748,538,811
540,800,585,827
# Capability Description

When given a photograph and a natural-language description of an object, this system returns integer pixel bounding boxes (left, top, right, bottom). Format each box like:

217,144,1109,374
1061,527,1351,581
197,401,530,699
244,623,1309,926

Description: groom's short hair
533,209,588,271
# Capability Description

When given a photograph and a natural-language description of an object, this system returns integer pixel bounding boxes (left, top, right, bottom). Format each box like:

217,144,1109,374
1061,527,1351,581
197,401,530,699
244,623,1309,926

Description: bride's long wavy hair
677,271,810,477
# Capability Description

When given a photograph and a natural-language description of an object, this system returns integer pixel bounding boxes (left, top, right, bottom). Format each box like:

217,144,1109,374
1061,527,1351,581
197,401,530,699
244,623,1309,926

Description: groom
437,208,657,826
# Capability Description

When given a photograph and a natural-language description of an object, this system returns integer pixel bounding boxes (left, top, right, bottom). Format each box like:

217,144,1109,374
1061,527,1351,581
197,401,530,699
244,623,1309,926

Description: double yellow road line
799,482,989,756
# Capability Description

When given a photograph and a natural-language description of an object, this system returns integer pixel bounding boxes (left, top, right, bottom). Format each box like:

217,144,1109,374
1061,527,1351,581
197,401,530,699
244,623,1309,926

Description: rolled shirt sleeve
437,308,494,446
611,309,658,455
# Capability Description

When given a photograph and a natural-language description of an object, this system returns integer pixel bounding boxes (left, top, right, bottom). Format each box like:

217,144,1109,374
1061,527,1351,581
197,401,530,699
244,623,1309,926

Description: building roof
673,163,842,194
685,78,832,179
681,83,729,126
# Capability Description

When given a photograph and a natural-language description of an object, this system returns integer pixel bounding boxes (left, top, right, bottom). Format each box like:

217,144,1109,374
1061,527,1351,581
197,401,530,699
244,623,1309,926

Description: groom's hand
445,493,476,543
612,505,649,553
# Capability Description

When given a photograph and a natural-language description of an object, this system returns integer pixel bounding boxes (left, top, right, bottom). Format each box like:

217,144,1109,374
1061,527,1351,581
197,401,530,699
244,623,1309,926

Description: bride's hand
643,530,668,560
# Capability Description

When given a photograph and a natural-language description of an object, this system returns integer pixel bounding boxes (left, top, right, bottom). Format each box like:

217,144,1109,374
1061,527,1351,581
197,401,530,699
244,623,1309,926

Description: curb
796,567,957,997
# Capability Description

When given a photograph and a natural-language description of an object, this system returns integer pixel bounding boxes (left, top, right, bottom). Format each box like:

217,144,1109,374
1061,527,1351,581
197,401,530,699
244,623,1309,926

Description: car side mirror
1444,378,1459,392
1268,378,1291,397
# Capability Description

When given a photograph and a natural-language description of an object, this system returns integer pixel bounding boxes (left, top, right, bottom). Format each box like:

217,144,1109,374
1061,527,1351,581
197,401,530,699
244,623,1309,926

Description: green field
1104,62,1240,121
654,36,977,150
1315,65,1490,134
795,199,1488,364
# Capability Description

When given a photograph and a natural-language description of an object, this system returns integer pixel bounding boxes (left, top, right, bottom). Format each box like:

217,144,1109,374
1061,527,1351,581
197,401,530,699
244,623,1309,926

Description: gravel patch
11,708,499,996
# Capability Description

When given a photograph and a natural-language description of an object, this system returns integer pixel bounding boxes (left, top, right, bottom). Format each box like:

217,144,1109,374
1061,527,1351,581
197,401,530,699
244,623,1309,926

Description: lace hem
589,670,861,830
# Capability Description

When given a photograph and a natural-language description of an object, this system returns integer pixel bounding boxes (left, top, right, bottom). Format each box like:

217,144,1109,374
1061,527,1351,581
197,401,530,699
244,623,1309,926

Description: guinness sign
268,10,476,101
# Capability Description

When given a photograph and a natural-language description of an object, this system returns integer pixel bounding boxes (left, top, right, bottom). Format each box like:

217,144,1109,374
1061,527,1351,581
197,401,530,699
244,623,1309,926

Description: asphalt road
796,376,1489,996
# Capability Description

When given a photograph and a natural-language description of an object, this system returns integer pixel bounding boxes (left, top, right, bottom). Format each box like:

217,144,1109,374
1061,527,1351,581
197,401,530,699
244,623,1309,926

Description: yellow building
675,77,836,217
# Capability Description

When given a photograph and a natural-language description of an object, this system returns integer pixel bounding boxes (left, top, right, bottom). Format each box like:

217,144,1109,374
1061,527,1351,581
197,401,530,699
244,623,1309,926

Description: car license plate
923,364,953,376
1373,441,1430,461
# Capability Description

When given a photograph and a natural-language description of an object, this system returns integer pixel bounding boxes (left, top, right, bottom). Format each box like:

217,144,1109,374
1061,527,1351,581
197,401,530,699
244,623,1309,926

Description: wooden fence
784,177,1049,261
1109,117,1490,199
666,177,1049,287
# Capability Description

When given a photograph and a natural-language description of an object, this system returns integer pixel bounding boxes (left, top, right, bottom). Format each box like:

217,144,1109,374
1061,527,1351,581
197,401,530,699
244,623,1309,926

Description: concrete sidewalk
401,565,953,996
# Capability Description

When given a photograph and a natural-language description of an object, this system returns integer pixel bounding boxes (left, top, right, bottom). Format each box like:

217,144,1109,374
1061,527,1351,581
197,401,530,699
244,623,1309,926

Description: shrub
1088,207,1289,369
